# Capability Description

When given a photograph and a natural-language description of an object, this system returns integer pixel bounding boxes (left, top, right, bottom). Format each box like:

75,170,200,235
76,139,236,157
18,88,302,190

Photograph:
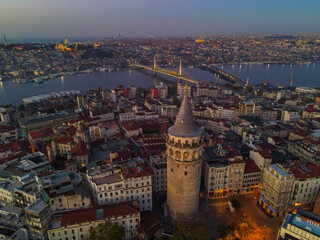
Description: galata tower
166,85,203,222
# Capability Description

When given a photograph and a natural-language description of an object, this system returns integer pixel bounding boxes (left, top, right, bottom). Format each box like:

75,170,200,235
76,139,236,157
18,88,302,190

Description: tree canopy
218,212,272,240
172,221,211,240
89,221,125,240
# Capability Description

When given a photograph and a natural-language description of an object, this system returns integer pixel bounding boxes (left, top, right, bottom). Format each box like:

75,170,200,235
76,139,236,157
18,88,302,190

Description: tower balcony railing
167,141,203,148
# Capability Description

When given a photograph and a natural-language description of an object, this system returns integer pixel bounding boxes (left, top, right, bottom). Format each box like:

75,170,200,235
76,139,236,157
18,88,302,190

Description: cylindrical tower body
166,92,203,222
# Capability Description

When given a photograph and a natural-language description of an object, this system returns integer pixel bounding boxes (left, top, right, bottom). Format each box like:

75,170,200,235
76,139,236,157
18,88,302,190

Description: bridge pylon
154,56,156,69
179,59,182,76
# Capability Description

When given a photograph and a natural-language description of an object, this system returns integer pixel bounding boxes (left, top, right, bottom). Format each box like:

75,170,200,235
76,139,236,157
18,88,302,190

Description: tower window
185,171,187,176
192,151,196,158
171,169,173,172
177,151,181,158
184,152,189,159
185,140,189,145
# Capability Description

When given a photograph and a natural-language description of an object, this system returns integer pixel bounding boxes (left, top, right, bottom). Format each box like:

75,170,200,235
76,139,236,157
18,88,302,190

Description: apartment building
0,125,17,144
47,201,140,240
239,101,260,116
281,109,300,123
243,158,262,194
0,180,21,204
25,198,52,240
260,107,277,122
259,164,295,217
278,208,320,240
149,155,167,201
203,147,229,199
290,163,320,208
87,164,152,211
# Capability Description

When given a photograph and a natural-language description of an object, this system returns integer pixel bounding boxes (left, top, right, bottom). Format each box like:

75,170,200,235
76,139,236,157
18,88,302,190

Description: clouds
0,0,319,37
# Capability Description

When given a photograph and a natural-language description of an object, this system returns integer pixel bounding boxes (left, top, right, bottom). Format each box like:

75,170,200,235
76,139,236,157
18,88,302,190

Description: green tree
172,221,211,240
231,199,241,210
89,221,125,240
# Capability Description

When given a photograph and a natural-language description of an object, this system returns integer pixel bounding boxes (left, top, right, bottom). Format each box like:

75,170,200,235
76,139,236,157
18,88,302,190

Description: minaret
290,70,294,88
3,35,7,47
166,83,203,222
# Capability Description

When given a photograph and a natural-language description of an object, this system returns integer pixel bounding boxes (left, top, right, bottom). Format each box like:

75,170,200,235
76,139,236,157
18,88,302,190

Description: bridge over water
201,64,246,86
130,57,245,86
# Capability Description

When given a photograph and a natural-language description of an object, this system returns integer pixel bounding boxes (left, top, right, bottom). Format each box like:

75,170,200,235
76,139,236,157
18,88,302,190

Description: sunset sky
1,0,319,38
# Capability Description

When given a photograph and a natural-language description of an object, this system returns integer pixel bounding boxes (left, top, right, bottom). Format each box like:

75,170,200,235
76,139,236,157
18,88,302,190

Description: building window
171,168,173,172
185,171,187,176
184,152,189,159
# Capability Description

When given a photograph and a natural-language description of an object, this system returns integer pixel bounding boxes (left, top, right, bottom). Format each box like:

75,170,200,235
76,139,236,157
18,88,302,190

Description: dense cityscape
1,34,320,84
1,0,320,239
0,33,320,240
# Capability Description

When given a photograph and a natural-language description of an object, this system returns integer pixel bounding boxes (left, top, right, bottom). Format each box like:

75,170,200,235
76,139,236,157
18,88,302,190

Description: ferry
33,77,44,83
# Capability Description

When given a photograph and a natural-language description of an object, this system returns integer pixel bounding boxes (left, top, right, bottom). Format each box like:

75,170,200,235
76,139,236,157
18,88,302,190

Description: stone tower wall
166,132,202,222
167,157,201,221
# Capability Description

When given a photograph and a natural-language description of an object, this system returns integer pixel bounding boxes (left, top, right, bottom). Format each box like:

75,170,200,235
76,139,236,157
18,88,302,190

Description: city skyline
1,0,320,38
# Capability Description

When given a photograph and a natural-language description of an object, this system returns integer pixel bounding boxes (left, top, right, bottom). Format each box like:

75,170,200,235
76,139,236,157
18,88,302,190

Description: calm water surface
0,64,320,106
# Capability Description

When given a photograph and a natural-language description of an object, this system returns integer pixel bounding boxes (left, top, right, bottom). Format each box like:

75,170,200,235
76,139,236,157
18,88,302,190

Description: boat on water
33,77,44,83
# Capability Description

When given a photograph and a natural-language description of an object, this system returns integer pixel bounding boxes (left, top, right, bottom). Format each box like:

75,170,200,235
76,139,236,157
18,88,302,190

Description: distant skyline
1,0,320,39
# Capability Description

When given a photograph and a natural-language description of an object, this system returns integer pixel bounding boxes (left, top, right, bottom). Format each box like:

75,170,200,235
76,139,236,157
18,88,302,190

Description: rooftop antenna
290,70,294,88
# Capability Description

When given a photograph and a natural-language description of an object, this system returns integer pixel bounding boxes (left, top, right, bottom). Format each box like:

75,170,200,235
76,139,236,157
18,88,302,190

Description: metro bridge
130,57,246,86
130,58,206,85
201,64,246,86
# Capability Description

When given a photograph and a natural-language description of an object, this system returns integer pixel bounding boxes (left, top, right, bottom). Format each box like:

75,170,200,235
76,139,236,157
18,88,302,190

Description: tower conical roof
168,93,201,137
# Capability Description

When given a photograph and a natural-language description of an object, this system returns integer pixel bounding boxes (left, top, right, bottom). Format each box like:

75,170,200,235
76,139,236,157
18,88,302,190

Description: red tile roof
65,126,77,136
122,122,141,131
0,125,15,132
29,128,55,140
123,165,152,179
0,151,28,165
37,171,55,178
71,141,89,156
55,136,74,145
112,148,131,163
304,105,319,113
244,158,261,173
0,140,31,153
290,163,320,179
56,201,140,227
257,150,271,158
